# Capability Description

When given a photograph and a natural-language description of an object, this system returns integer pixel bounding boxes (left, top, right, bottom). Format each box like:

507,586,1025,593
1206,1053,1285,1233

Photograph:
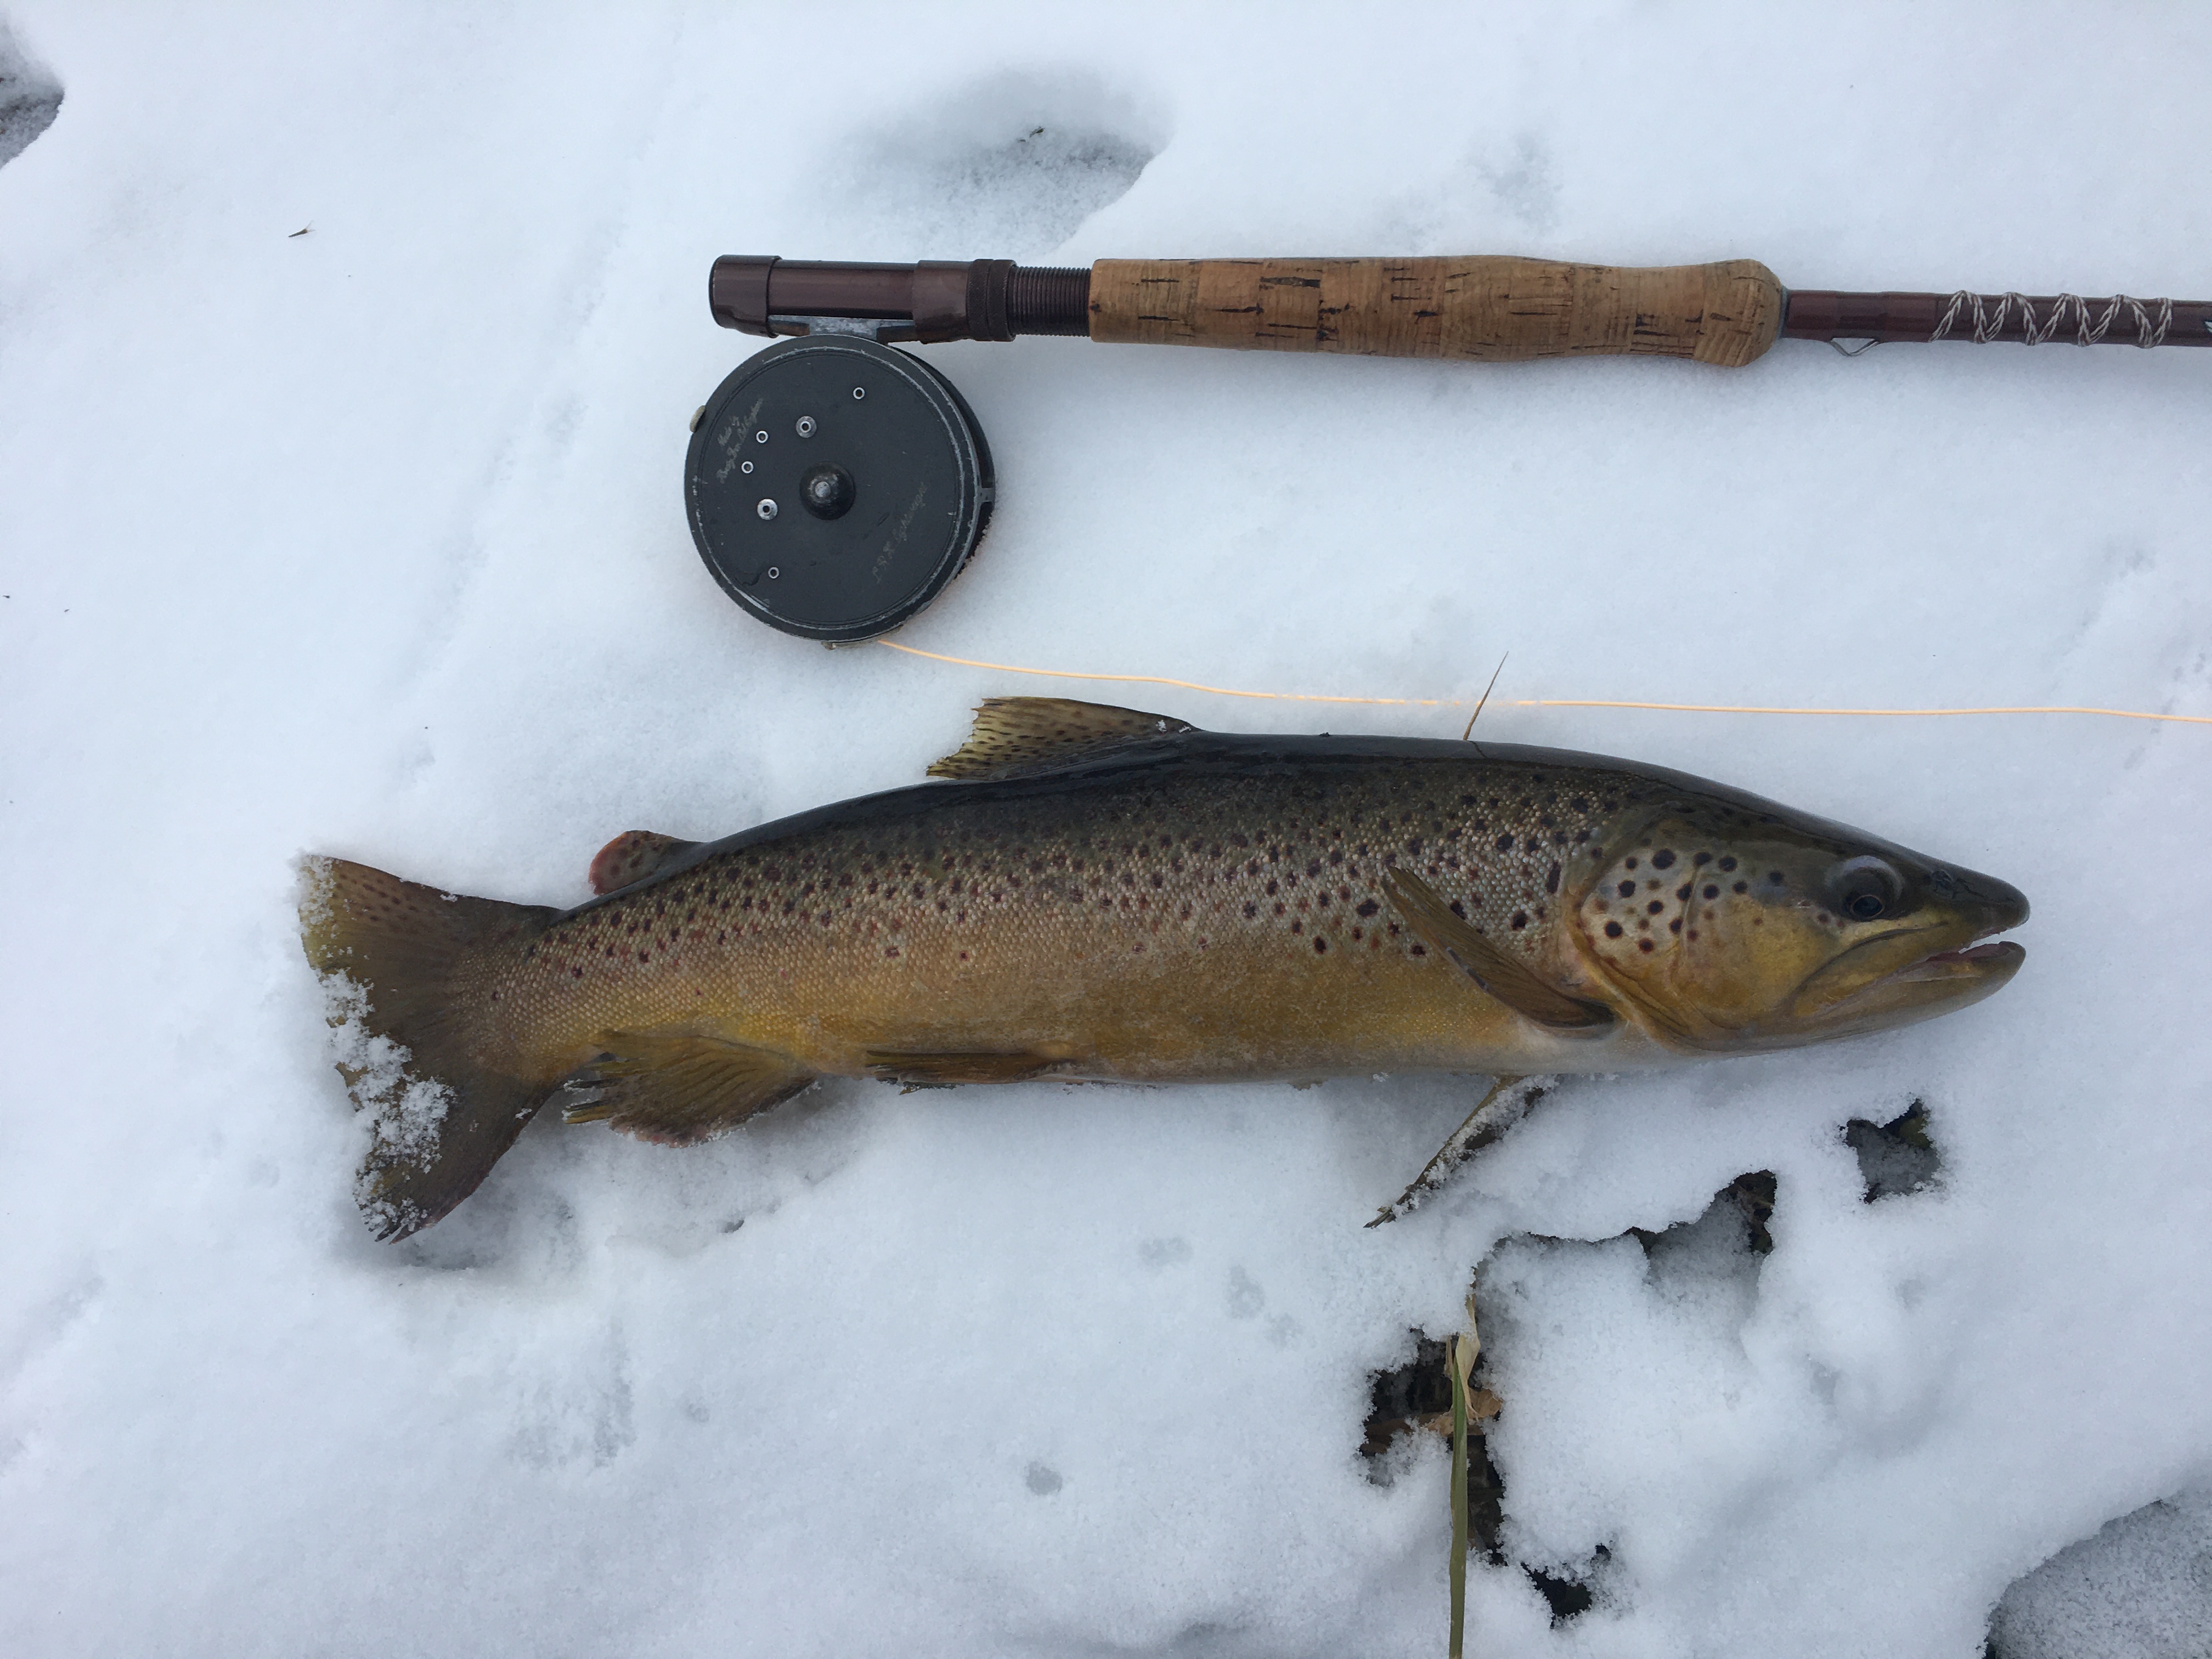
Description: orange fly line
875,640,2212,726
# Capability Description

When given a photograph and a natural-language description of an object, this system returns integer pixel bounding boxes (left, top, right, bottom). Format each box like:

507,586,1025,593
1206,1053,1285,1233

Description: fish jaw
1785,935,2025,1036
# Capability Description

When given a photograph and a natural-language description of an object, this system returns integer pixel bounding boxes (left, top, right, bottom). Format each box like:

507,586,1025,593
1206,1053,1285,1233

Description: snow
1989,1486,2212,1659
3,4,2211,1655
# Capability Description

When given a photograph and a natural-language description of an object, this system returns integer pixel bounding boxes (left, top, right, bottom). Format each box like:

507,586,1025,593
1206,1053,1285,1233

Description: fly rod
708,253,2208,360
685,255,2203,642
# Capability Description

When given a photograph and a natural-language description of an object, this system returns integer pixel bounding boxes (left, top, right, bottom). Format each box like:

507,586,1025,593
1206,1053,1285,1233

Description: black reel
684,333,994,642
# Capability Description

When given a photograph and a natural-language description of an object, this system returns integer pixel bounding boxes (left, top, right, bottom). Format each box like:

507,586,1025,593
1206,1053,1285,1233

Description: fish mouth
1791,932,2026,1025
1915,941,2025,970
1865,938,2026,993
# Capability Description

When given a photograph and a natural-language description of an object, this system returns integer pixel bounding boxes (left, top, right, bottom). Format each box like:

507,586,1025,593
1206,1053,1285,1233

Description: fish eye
1827,856,1905,923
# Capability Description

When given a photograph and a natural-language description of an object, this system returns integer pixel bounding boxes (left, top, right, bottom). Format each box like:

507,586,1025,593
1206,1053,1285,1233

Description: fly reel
684,332,994,643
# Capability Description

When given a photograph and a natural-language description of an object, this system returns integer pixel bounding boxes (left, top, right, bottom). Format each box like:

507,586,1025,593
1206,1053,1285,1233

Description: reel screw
741,460,754,474
767,567,780,580
799,463,855,521
756,499,778,521
851,387,865,400
754,430,768,444
795,415,817,438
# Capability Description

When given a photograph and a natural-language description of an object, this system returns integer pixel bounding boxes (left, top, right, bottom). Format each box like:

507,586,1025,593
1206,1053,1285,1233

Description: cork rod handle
1086,257,1785,368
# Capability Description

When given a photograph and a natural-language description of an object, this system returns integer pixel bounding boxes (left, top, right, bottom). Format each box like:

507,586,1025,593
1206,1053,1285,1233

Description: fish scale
483,749,1660,1086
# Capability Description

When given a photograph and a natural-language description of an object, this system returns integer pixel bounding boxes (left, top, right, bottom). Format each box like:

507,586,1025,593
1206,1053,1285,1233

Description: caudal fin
300,857,558,1240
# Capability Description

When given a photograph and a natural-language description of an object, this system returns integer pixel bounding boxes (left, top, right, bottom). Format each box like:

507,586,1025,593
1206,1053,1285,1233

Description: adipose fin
588,830,700,896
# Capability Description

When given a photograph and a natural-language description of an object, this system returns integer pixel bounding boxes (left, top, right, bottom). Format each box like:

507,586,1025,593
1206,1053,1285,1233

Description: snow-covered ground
4,5,2210,1655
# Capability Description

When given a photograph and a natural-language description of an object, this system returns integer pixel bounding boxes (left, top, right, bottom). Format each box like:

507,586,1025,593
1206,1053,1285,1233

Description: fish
298,696,2028,1239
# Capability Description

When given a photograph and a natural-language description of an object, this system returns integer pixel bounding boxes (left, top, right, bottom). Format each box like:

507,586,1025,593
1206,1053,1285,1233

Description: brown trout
300,697,2027,1239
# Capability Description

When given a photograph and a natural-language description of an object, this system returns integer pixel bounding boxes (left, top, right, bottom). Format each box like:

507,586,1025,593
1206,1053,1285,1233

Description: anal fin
864,1049,1069,1088
589,831,699,896
560,1031,815,1144
927,697,1195,781
1385,868,1615,1032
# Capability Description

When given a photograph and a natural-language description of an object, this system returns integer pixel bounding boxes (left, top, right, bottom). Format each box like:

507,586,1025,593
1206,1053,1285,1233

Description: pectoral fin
864,1049,1070,1087
1368,1075,1553,1227
588,831,699,896
560,1031,815,1144
1384,868,1615,1032
927,697,1196,781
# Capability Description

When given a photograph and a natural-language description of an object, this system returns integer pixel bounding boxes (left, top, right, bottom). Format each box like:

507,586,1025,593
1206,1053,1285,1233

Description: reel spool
684,332,993,643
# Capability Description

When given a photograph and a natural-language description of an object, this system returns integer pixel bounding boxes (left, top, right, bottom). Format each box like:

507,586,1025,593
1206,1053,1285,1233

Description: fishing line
876,641,2212,726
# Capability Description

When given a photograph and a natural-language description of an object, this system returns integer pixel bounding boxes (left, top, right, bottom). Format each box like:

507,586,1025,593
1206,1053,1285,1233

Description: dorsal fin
588,830,698,896
926,697,1198,781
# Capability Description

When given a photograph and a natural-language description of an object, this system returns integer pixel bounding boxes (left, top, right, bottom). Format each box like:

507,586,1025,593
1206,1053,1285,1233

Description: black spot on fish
1719,856,1737,872
1605,921,1624,938
1638,939,1655,952
1494,834,1514,853
1313,936,1328,953
1652,850,1676,869
1768,871,1785,885
1733,881,1748,894
1356,898,1379,918
1617,881,1636,898
1510,911,1528,929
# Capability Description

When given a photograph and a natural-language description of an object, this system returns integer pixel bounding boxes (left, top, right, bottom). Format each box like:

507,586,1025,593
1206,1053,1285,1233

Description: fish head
1567,797,2027,1053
